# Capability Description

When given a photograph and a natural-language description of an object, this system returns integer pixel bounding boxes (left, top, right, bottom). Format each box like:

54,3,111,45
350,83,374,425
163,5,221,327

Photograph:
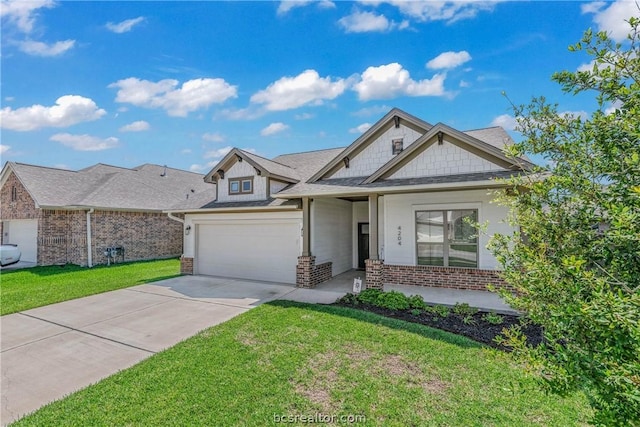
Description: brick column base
365,259,384,290
296,256,332,288
180,256,193,275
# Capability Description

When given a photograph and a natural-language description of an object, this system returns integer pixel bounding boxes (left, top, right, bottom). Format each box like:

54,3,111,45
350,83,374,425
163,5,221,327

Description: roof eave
164,204,300,214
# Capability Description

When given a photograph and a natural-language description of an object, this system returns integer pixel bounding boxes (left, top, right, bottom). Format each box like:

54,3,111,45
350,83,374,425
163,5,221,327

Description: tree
490,17,640,426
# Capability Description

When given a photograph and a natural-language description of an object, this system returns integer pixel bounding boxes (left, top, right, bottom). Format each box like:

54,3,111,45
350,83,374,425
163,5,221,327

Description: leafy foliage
481,312,504,325
490,17,640,426
408,294,427,310
375,290,410,310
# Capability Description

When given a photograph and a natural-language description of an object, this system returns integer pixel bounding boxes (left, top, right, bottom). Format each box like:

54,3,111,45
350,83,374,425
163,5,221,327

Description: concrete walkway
1,272,513,425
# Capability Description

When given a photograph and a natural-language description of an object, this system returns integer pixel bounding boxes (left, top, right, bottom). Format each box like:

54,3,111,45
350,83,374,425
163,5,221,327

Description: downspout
86,208,94,268
167,212,185,224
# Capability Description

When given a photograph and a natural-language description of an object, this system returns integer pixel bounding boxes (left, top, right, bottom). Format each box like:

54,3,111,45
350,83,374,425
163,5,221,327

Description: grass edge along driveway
13,301,591,426
0,258,180,315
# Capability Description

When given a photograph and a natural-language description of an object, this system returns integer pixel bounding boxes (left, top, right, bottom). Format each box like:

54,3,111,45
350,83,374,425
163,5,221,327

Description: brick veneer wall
180,256,194,274
39,210,87,265
384,263,514,292
365,259,384,290
1,171,38,244
296,256,332,288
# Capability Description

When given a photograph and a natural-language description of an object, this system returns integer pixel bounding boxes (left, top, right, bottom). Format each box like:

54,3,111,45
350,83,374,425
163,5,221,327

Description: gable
308,108,432,182
388,139,505,179
216,159,268,203
330,123,423,179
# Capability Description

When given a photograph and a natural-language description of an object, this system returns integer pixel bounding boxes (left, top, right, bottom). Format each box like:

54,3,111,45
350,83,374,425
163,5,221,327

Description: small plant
357,288,382,305
482,311,504,325
338,293,358,305
453,302,478,317
376,290,410,310
410,308,422,316
432,305,450,318
407,294,426,310
462,315,476,325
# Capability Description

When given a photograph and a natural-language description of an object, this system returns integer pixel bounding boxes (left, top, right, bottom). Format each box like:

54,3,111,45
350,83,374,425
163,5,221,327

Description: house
0,162,211,266
168,108,533,291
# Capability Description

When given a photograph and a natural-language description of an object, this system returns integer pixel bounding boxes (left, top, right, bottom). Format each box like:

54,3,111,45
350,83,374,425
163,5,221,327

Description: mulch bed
334,302,543,350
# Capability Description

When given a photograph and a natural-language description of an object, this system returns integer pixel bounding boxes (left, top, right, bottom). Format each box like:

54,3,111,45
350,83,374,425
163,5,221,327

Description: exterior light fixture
185,225,192,235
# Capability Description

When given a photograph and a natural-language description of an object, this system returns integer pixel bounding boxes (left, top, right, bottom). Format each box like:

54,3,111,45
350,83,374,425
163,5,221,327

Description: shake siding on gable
331,124,423,179
269,180,290,195
389,140,505,179
216,161,267,202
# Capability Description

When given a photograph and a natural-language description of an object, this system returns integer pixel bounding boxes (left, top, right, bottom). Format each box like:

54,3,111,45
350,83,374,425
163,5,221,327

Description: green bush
432,305,450,318
357,288,382,305
453,302,478,316
482,311,504,325
375,290,410,311
338,293,358,305
407,294,426,310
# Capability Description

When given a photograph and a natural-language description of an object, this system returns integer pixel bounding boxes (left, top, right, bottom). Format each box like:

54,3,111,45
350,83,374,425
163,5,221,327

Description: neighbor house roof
1,162,212,211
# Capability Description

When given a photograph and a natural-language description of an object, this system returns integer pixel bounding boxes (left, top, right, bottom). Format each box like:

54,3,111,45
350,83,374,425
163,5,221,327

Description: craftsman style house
169,108,531,291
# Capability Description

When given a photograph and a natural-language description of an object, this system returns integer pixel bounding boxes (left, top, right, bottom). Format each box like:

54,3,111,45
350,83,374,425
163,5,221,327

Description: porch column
368,193,378,260
302,196,311,256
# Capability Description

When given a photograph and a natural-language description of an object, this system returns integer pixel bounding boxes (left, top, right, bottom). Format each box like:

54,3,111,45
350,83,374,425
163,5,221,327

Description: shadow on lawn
266,299,484,350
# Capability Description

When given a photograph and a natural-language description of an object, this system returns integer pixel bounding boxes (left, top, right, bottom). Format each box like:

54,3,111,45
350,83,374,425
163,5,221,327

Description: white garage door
4,219,38,263
196,219,301,284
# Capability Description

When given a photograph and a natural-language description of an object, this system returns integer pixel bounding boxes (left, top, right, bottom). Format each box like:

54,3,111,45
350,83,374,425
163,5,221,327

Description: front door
357,223,369,270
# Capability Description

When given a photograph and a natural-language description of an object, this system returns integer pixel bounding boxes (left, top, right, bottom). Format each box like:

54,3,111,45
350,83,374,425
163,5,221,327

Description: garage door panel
195,220,300,284
5,220,38,263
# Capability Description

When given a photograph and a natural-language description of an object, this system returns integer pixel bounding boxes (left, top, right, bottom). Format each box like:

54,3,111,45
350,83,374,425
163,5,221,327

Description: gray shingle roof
3,162,213,211
239,150,300,181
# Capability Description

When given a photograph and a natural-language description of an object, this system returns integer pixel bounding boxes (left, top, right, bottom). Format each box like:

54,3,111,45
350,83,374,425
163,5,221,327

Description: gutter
163,205,300,215
166,212,184,224
86,208,94,268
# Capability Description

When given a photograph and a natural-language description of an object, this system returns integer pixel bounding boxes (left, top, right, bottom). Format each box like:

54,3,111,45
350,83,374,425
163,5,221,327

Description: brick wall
383,264,514,292
1,171,38,244
296,256,332,288
180,256,193,274
38,209,183,266
365,259,384,290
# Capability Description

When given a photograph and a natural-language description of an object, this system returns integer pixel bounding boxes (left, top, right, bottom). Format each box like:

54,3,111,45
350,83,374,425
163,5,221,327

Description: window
229,177,253,195
416,209,478,268
11,185,17,202
392,138,403,155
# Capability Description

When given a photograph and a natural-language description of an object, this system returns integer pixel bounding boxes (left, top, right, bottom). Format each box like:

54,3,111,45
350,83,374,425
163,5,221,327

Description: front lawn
0,258,180,315
14,301,590,426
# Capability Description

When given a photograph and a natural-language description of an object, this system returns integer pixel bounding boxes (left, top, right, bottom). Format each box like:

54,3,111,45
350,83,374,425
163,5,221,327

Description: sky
1,0,638,173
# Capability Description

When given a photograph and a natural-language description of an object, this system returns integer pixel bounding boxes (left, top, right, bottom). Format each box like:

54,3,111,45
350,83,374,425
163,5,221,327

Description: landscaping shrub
357,288,382,305
407,294,427,310
375,290,410,311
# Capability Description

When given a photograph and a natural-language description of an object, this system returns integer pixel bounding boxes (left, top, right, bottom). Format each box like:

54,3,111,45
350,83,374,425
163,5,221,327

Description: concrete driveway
1,275,303,425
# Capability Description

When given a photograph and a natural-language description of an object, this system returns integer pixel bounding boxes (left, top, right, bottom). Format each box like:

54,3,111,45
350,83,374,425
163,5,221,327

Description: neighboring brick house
168,108,531,292
0,162,211,266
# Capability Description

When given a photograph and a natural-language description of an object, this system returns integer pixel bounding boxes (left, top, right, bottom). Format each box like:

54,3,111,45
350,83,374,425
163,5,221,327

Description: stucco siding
331,124,422,179
217,161,267,202
383,190,512,270
311,198,352,276
390,140,505,179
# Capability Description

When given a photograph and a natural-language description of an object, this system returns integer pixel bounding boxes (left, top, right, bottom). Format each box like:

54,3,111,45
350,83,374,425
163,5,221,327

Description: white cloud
261,122,290,136
250,69,347,111
362,1,499,25
582,0,640,42
218,107,264,120
353,63,447,100
1,95,106,131
50,133,119,151
277,0,335,15
338,10,395,33
119,120,150,132
426,51,472,70
105,16,145,33
202,132,225,142
459,80,470,88
18,39,75,56
352,105,392,117
204,146,233,159
0,0,55,33
0,144,10,154
109,77,237,117
349,122,372,134
295,112,315,120
490,114,518,131
53,164,70,170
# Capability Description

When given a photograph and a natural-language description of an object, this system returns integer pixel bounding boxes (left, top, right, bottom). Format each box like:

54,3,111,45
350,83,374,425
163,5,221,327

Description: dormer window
392,138,403,155
229,177,253,195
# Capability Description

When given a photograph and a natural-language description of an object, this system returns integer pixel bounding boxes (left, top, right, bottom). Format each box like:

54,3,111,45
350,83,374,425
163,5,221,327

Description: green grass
0,258,180,315
13,301,591,426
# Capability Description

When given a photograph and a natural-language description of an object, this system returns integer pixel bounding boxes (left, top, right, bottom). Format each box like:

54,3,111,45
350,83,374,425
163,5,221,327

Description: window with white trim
416,209,478,268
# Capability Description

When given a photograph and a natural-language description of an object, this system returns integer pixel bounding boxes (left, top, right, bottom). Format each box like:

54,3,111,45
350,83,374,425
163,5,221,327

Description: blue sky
1,1,637,173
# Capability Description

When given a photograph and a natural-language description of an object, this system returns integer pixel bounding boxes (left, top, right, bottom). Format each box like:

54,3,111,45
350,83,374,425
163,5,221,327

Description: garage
3,219,38,263
195,218,301,284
